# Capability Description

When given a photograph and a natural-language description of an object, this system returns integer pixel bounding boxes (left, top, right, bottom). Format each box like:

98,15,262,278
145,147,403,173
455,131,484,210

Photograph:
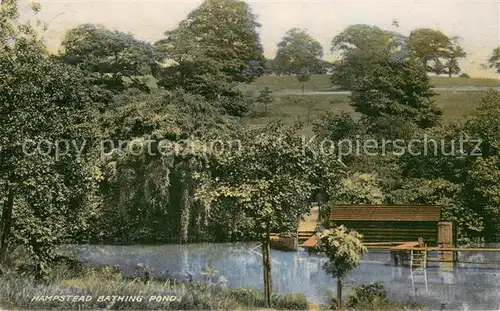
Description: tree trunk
448,69,452,78
337,278,342,310
301,82,305,94
0,190,14,263
262,231,272,307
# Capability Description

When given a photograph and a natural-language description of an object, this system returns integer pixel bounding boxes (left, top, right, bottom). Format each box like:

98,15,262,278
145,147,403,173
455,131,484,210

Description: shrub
459,73,470,78
324,282,424,310
347,281,388,308
229,287,308,310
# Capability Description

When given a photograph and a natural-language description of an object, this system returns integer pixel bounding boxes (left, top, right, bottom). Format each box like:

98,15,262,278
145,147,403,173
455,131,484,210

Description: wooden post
438,222,455,268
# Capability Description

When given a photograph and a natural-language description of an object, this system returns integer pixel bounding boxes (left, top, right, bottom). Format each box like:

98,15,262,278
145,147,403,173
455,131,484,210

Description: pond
64,243,500,310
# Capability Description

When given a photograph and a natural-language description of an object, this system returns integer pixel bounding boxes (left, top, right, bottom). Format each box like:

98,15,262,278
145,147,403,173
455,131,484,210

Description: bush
229,287,308,310
347,281,388,308
459,73,470,78
325,282,424,310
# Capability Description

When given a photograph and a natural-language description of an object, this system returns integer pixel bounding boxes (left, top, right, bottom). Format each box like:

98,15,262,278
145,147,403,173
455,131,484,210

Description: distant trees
274,28,325,92
408,28,466,77
488,47,500,74
59,24,156,93
331,25,467,89
154,0,265,100
256,87,273,116
329,24,401,90
350,58,442,129
317,226,367,310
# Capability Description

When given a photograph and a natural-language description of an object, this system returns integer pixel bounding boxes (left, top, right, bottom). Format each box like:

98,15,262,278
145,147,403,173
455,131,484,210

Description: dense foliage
0,0,498,296
0,0,100,279
154,0,264,100
59,24,156,94
350,58,442,129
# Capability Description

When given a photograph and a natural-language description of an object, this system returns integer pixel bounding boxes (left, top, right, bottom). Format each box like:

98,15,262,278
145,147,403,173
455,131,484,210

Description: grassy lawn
431,76,500,87
239,75,335,94
246,91,487,136
239,75,500,94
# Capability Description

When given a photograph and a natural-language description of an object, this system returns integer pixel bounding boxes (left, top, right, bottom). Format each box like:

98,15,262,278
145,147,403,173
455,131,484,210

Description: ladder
410,266,428,292
410,248,427,269
410,248,428,292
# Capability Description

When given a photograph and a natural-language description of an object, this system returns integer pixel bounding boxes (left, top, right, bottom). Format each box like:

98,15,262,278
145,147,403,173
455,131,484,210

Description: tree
408,28,449,73
256,87,273,117
0,0,99,279
408,29,465,76
336,173,385,205
488,47,500,74
195,123,343,306
331,24,393,53
316,226,368,310
330,25,401,89
274,28,324,89
95,88,241,244
350,58,442,129
394,91,500,242
59,24,156,93
154,0,265,99
297,67,311,94
443,37,466,77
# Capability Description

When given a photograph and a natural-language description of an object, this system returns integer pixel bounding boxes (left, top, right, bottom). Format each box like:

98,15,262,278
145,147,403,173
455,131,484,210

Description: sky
19,0,500,78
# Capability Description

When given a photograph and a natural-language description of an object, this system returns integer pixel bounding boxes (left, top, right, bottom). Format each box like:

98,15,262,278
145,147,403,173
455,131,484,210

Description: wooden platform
390,241,422,250
301,235,318,248
390,242,500,267
297,205,320,246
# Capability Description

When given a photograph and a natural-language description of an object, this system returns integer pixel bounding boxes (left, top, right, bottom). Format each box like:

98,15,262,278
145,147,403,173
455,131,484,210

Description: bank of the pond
61,242,500,310
0,266,309,310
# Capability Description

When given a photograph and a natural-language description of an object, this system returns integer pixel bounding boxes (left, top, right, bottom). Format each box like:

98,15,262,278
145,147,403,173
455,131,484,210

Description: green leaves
194,123,344,238
59,24,156,93
0,1,100,278
408,29,465,76
316,226,367,279
155,0,264,100
350,59,442,129
274,28,324,77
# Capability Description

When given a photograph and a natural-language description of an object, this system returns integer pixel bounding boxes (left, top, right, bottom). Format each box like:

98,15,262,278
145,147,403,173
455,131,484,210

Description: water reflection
64,243,500,310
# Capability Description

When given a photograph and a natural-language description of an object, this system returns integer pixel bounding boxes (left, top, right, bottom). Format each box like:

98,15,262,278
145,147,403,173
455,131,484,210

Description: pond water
65,243,500,310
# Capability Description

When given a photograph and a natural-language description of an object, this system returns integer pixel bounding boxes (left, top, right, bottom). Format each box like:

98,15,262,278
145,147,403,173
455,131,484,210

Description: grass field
239,74,500,94
246,91,487,136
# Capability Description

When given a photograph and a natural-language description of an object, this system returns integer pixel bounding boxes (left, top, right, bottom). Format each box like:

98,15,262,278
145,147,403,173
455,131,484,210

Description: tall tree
274,28,324,91
59,24,156,93
350,58,442,129
0,0,99,279
331,24,393,53
195,123,343,306
330,24,402,89
95,89,241,244
154,0,265,99
408,28,465,76
317,226,368,310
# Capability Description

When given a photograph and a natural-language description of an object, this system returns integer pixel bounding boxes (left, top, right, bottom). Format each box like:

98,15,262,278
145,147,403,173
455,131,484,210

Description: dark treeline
0,0,499,281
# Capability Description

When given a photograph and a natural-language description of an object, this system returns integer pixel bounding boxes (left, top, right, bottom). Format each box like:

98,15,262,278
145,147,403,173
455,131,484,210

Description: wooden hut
329,204,442,245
